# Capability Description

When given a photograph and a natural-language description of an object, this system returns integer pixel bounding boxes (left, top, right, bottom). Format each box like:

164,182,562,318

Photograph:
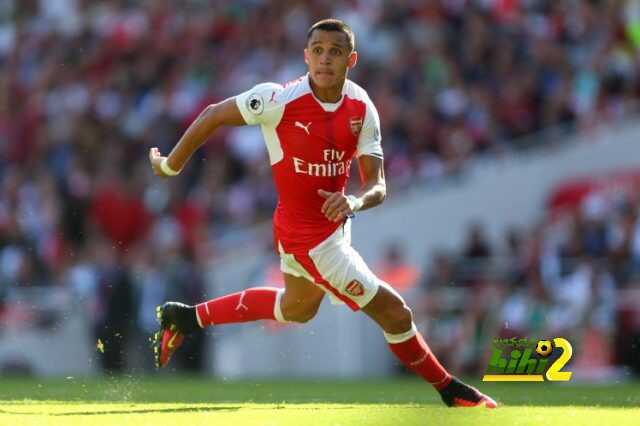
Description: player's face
305,30,357,89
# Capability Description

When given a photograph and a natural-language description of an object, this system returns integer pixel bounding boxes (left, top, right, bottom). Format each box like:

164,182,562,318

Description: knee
381,303,414,334
392,306,414,333
280,301,320,323
364,286,415,334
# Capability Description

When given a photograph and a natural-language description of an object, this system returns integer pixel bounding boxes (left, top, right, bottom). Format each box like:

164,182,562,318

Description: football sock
195,287,286,327
385,323,452,390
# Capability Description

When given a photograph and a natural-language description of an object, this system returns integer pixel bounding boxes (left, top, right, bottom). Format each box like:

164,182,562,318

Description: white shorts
279,220,395,311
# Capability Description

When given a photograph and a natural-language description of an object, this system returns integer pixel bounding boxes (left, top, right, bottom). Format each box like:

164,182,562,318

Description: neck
309,75,345,103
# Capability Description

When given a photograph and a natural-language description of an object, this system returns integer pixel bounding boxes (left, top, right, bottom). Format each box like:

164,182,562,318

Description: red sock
388,330,452,390
196,287,281,326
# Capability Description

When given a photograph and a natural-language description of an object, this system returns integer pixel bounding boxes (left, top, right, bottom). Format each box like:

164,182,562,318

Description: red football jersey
236,74,383,255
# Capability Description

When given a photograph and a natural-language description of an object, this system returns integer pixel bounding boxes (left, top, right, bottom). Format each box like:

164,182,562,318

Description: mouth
315,70,334,77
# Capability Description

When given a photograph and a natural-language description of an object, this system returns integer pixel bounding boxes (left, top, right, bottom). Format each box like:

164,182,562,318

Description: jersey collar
304,73,347,112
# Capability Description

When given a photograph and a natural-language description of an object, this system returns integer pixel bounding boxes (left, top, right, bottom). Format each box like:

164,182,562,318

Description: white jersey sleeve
356,99,383,158
235,82,284,126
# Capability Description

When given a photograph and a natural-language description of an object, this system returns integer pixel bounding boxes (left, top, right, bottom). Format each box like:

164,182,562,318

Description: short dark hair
306,19,355,52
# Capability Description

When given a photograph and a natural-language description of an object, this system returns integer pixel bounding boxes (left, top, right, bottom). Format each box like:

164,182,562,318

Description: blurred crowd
2,0,640,373
413,186,640,377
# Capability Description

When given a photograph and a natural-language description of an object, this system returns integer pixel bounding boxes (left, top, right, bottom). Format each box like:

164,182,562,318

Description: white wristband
160,158,180,176
347,195,363,212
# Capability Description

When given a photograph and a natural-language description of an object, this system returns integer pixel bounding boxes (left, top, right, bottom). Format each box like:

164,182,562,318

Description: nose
320,52,331,65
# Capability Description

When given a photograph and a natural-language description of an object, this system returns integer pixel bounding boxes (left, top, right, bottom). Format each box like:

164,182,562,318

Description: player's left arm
319,95,385,222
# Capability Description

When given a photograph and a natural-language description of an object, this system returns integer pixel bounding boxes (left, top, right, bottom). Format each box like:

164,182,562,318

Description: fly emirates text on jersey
293,149,351,177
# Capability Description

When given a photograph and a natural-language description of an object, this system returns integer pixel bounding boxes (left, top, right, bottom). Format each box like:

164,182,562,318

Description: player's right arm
149,82,282,177
149,98,245,177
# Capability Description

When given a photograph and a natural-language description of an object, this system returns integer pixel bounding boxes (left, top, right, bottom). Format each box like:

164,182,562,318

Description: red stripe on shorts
293,253,360,311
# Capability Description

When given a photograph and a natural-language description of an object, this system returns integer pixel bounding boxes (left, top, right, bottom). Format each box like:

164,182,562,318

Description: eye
312,47,322,54
330,48,342,56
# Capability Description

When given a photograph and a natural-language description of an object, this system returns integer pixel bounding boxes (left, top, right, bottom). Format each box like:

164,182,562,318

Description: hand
149,147,169,177
318,189,355,222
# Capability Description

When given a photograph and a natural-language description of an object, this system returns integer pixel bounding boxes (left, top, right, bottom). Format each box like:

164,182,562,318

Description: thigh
279,222,393,311
281,273,325,309
307,242,398,311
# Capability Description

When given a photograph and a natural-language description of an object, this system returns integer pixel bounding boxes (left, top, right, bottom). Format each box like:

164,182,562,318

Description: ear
304,48,310,65
347,51,358,69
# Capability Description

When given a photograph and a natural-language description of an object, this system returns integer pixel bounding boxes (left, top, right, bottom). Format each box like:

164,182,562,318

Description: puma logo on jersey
295,121,312,135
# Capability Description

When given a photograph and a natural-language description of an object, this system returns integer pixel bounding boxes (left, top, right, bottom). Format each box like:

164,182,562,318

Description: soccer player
148,19,496,408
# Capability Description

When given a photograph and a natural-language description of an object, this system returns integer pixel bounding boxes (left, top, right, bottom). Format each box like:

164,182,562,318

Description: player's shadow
0,406,241,416
0,405,362,416
56,406,242,416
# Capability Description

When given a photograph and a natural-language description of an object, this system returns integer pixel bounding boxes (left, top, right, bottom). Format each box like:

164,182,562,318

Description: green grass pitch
1,376,639,425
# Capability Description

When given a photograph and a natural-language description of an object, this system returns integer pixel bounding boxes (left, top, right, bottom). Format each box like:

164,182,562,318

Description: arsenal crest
345,280,365,297
349,117,363,136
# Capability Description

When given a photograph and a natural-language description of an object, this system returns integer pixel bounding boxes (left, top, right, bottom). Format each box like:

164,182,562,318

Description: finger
325,197,349,217
318,189,332,199
333,201,354,221
327,197,348,215
321,192,340,214
149,147,159,160
322,193,342,216
330,208,348,222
